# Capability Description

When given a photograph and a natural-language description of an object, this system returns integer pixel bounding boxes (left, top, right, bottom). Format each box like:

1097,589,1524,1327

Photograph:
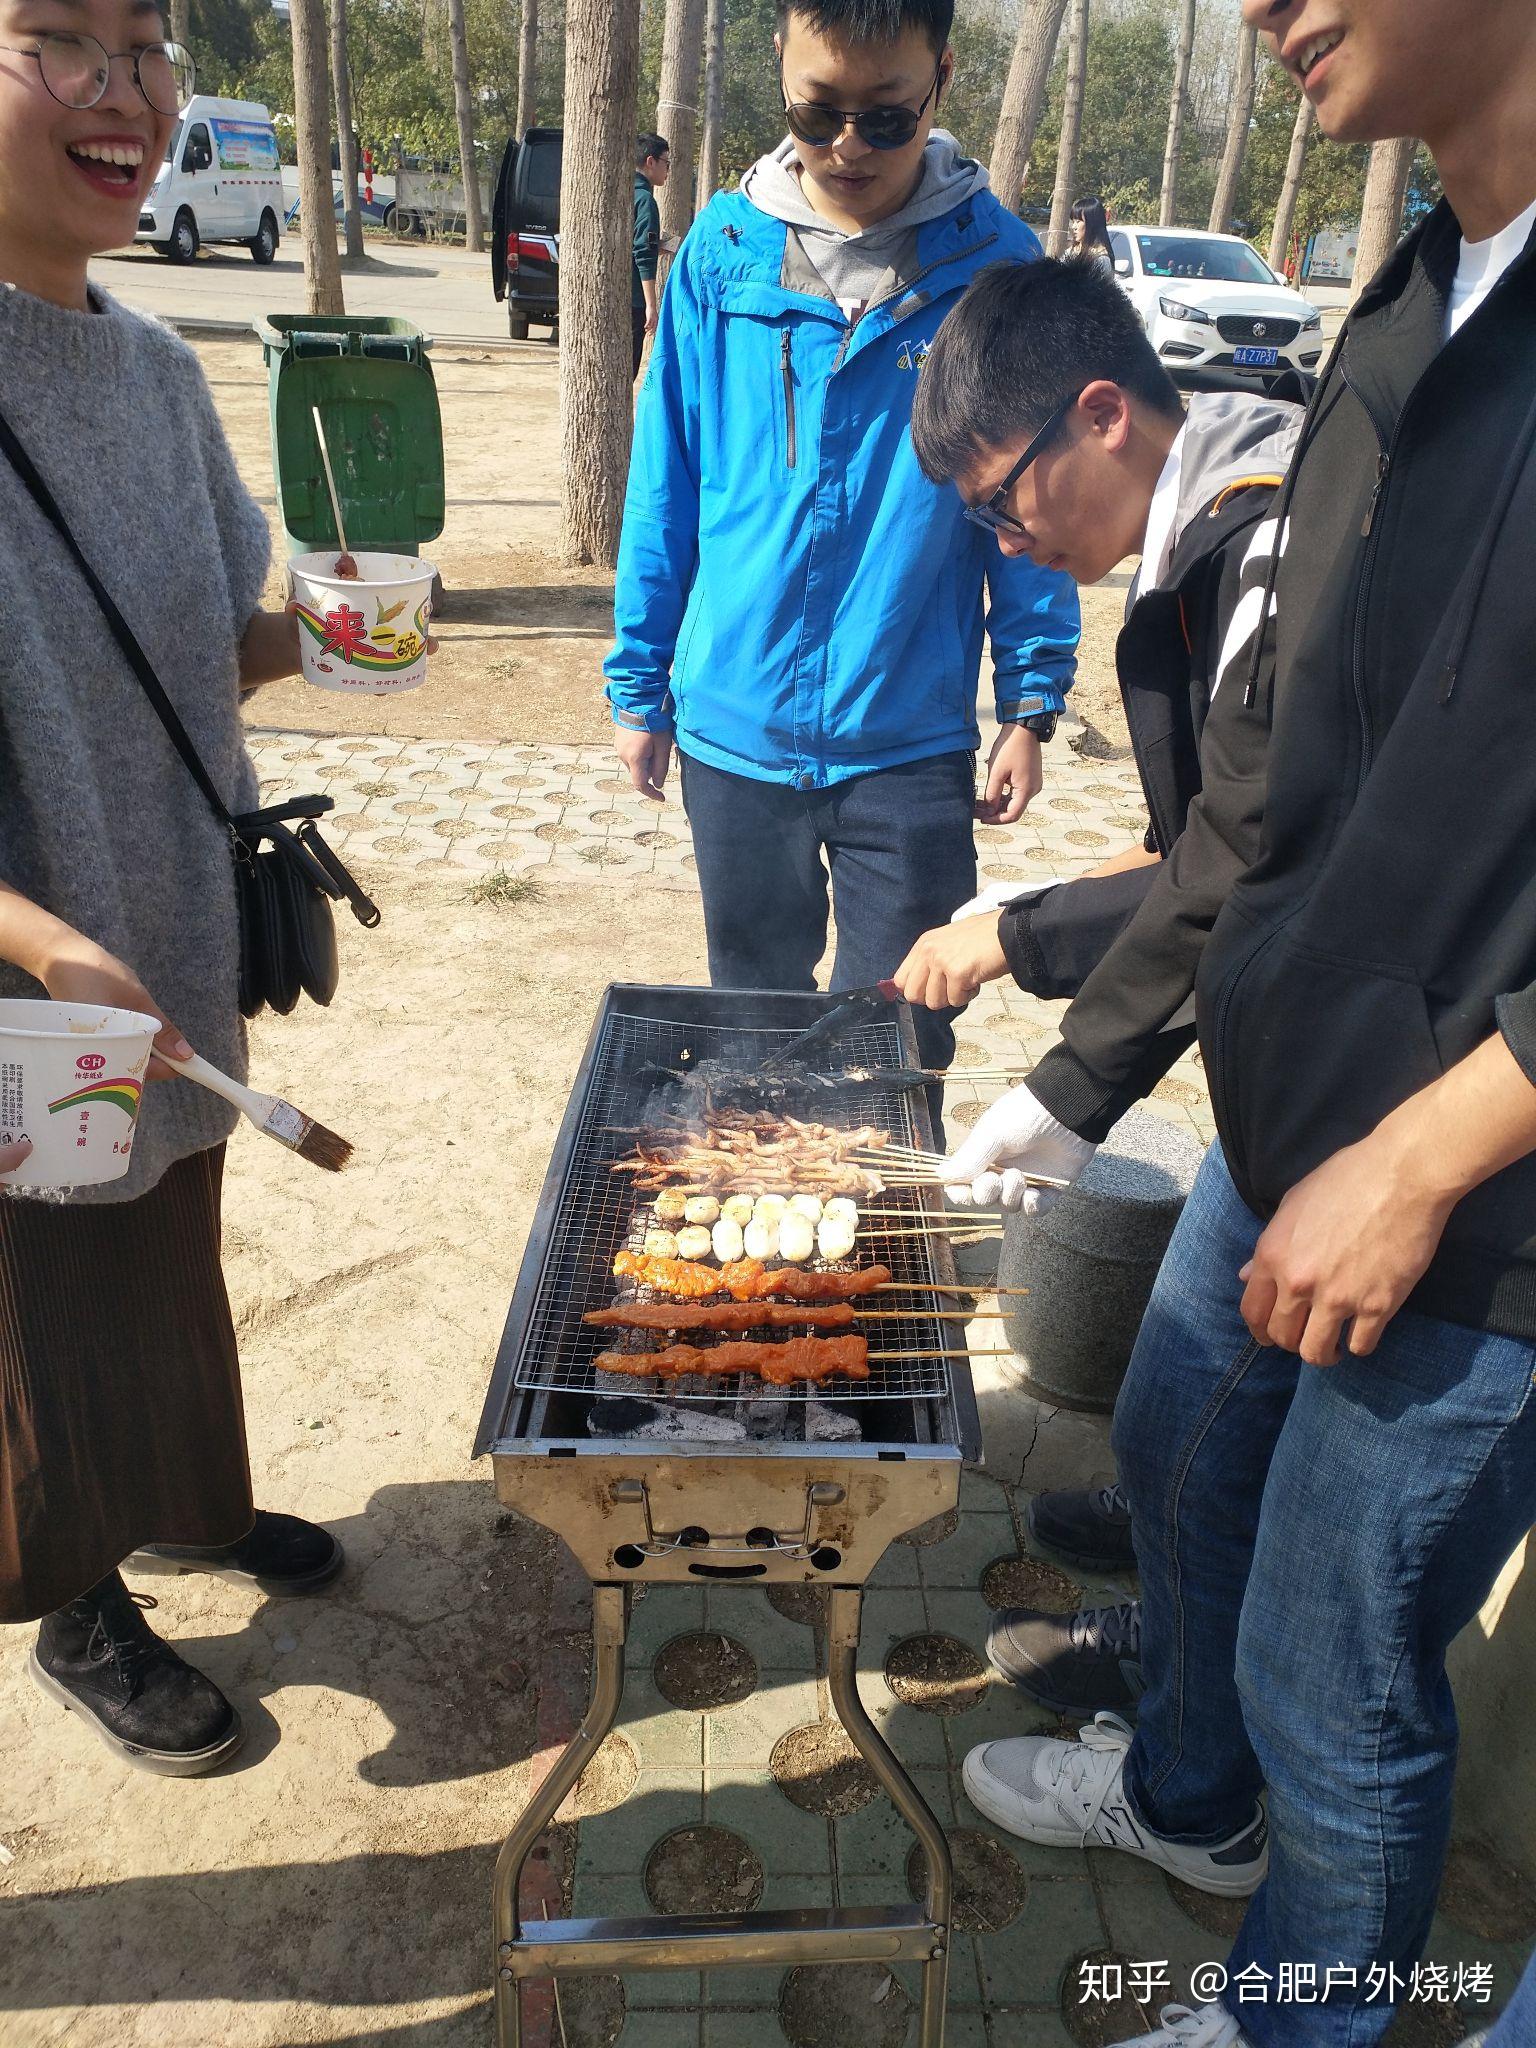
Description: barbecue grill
476,984,984,2047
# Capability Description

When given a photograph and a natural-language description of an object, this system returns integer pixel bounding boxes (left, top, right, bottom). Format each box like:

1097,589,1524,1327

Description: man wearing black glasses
604,0,1078,1114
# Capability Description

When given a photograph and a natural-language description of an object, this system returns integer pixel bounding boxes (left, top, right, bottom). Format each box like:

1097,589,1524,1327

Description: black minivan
492,127,562,340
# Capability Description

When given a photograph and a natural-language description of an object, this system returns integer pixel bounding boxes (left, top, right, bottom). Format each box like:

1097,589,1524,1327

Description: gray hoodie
741,129,988,321
1168,390,1304,569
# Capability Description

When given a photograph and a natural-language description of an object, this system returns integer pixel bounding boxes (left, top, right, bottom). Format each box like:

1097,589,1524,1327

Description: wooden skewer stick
869,1347,1015,1360
855,1308,1006,1320
877,1281,1029,1296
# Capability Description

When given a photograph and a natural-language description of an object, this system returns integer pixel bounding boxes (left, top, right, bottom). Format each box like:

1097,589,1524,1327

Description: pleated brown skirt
0,1145,254,1622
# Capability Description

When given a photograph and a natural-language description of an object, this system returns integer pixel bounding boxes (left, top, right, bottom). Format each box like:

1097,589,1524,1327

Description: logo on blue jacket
896,338,933,371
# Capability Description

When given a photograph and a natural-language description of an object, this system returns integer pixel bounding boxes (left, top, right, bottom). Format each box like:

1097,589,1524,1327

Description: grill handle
609,1477,845,1559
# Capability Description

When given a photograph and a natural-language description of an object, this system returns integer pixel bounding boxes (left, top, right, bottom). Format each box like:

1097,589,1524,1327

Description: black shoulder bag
0,406,379,1020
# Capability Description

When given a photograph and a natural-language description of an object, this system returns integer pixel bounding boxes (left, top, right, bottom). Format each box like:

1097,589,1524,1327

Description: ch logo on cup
77,1053,107,1072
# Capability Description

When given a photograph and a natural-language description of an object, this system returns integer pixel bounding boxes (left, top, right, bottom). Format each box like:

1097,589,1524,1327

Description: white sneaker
962,1711,1268,1897
1109,2005,1251,2048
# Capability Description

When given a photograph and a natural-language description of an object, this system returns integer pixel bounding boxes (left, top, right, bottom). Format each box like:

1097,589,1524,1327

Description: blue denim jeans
1472,1950,1536,2044
1111,1143,1536,2048
677,749,978,1085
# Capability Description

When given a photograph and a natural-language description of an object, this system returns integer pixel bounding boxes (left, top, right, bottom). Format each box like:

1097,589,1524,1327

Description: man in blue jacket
604,0,1079,1084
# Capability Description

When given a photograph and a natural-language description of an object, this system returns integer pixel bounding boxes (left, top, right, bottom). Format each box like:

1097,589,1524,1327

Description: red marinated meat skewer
593,1334,870,1384
584,1300,857,1332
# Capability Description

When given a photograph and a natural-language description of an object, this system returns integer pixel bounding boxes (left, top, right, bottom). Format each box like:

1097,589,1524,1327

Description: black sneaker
126,1509,344,1593
986,1599,1145,1715
1026,1481,1136,1572
30,1571,244,1777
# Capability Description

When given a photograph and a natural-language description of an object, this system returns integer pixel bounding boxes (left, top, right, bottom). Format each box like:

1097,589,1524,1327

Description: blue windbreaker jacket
603,183,1080,788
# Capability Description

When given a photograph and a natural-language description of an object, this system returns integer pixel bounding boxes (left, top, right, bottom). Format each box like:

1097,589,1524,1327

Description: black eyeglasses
782,57,944,152
0,33,193,116
963,392,1081,537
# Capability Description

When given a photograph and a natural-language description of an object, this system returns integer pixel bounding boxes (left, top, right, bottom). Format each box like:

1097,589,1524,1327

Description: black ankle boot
126,1509,344,1593
31,1571,244,1777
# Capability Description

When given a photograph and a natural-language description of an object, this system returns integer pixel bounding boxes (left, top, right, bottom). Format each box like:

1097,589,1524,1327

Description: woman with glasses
0,0,345,1776
605,0,1078,1132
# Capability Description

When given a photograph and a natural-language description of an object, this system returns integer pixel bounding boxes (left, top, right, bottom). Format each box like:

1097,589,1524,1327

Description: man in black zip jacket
918,4,1536,2044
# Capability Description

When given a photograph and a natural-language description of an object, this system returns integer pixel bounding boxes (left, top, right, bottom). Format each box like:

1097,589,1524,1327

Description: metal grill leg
492,1582,628,2048
825,1584,952,2048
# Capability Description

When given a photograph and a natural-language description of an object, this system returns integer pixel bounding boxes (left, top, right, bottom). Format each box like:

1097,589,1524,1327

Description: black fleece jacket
1040,200,1536,1339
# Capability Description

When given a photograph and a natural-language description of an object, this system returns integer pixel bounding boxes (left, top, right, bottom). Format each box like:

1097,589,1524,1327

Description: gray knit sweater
0,283,267,1201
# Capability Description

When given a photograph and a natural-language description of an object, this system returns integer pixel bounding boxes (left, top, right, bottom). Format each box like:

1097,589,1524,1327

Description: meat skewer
612,1250,893,1301
587,1300,1002,1332
585,1300,859,1332
595,1334,871,1384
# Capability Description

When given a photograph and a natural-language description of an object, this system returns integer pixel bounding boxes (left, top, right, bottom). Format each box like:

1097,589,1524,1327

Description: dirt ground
0,874,711,2047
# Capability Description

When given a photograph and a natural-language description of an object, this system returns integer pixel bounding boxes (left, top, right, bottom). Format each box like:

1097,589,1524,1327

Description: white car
1107,225,1325,385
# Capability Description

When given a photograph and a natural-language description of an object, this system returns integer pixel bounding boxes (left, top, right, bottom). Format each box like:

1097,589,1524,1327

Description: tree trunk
168,0,190,51
289,0,345,315
515,0,538,139
447,0,485,252
695,0,724,212
329,0,363,263
1208,21,1258,233
656,0,706,259
1045,0,1088,257
1266,90,1314,276
1158,0,1197,226
989,0,1070,218
1352,135,1416,297
559,0,641,566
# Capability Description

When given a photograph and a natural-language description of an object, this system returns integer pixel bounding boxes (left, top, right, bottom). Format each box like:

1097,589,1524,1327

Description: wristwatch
1022,710,1058,743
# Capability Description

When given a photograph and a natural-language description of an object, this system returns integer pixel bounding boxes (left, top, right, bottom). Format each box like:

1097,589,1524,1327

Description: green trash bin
257,315,445,563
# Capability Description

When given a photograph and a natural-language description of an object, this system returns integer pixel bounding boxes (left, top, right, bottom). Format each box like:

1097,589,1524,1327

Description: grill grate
511,1008,957,1403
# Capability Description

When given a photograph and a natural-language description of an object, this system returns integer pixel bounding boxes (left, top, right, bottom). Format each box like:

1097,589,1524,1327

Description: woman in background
1069,194,1114,266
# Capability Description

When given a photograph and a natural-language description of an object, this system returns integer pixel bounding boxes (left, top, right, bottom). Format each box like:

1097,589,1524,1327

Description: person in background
927,0,1536,2041
604,0,1079,1119
632,131,669,378
0,0,343,1778
1069,194,1114,266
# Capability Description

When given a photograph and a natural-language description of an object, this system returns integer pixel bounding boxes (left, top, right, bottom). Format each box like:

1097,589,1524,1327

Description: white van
136,97,285,265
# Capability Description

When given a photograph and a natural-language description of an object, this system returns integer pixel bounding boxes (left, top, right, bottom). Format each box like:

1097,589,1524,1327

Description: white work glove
943,1083,1097,1213
949,878,1055,924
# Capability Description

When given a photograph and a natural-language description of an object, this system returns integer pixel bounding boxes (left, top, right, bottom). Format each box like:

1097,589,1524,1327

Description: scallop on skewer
712,1217,745,1264
777,1211,816,1263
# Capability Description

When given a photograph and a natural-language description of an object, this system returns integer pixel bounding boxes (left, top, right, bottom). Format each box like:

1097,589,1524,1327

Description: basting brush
165,1051,354,1172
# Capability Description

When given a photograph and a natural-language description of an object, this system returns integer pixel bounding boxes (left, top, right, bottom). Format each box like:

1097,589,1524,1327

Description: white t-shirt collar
1133,424,1188,601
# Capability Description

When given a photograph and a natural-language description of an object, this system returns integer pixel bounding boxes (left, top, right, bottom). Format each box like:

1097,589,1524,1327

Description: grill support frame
491,1582,953,2047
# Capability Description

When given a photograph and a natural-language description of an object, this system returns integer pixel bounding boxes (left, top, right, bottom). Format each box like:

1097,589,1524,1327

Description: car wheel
507,307,530,340
248,211,278,264
167,209,199,265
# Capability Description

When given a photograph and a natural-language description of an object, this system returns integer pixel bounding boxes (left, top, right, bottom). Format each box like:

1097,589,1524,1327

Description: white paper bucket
0,1000,159,1188
289,551,436,695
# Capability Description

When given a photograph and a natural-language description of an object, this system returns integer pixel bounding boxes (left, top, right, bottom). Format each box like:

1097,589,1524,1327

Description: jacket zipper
780,330,797,467
1339,357,1404,788
830,230,1001,373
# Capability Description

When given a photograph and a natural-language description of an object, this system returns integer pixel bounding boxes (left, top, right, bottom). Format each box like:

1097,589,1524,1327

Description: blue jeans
677,749,978,1086
1112,1144,1536,2048
1473,1950,1536,2044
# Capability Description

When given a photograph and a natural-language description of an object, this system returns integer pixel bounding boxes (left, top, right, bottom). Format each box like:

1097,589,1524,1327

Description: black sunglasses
963,392,1082,537
782,57,944,152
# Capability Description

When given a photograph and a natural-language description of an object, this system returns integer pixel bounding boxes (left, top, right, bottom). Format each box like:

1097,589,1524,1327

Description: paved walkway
247,726,1214,1153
